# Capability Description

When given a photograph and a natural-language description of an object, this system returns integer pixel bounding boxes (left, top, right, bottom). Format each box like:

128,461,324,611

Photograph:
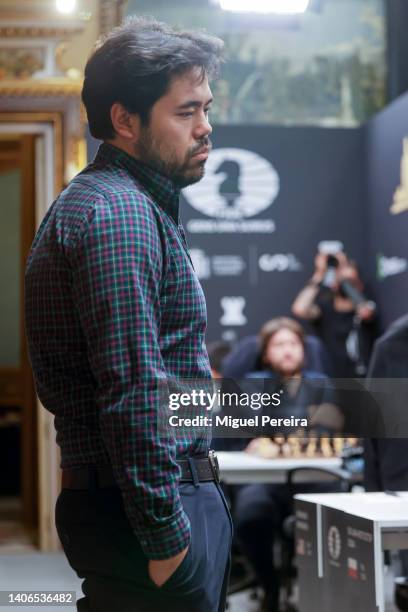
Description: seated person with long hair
234,317,343,612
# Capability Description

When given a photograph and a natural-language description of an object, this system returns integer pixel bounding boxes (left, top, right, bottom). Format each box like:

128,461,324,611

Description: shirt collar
95,142,181,224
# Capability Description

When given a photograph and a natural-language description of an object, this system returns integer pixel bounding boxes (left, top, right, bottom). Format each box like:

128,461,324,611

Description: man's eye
179,112,194,117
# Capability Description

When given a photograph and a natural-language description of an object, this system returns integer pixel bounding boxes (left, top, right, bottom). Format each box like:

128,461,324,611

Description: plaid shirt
25,142,212,560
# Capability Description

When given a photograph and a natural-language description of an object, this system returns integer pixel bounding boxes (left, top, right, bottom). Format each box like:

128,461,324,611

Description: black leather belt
61,450,220,489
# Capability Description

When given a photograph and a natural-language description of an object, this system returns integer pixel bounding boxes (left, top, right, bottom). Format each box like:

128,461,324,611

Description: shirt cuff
137,509,191,560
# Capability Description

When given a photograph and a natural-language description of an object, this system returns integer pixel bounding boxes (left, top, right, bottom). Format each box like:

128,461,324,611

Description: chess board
245,436,360,459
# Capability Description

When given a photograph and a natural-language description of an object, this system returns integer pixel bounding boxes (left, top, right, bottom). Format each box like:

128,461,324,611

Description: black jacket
364,314,408,491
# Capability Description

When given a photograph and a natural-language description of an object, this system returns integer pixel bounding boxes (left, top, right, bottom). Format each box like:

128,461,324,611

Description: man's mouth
191,145,211,159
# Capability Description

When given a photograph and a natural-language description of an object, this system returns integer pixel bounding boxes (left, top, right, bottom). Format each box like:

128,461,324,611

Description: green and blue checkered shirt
25,142,212,559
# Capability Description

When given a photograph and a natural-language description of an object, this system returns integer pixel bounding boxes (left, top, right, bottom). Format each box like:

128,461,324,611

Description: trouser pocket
147,538,194,591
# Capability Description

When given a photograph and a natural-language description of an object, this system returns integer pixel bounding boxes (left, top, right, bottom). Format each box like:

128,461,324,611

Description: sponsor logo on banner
220,297,247,326
189,249,211,280
190,250,246,280
390,137,408,215
212,255,246,277
259,253,303,272
183,148,279,234
377,254,408,280
327,525,342,561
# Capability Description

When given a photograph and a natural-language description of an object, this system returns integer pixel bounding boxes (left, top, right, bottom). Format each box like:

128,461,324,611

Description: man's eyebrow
176,98,213,110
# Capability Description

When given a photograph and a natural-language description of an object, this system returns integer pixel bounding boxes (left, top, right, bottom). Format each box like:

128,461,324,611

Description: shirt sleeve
71,191,190,560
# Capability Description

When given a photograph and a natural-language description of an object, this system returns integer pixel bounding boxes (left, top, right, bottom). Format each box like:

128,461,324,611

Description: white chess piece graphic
183,148,280,220
220,297,247,326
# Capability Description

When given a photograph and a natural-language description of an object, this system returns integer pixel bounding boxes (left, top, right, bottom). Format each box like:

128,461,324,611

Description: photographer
292,251,378,377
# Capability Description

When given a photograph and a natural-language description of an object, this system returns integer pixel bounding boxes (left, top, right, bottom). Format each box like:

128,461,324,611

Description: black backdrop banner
180,126,366,342
367,91,408,330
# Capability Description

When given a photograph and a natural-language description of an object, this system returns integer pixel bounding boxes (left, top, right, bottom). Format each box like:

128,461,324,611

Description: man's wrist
137,509,191,560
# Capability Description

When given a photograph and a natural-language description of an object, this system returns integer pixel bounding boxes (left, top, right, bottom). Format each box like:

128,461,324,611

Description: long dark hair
259,317,305,366
82,16,224,139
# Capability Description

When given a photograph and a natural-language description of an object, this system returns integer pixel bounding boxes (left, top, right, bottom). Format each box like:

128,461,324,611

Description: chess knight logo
327,525,342,561
183,148,280,220
220,297,247,326
391,137,408,215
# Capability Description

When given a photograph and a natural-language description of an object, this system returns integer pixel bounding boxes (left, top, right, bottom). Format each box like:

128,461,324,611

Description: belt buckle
208,450,220,484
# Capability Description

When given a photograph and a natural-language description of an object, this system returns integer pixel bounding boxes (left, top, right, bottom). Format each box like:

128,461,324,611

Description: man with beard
234,318,342,612
25,18,232,612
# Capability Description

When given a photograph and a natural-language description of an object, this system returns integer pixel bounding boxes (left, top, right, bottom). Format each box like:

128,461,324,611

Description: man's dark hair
82,16,224,139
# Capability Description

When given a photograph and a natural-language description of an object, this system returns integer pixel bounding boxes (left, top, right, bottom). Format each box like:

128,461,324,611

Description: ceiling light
56,0,77,14
219,0,310,14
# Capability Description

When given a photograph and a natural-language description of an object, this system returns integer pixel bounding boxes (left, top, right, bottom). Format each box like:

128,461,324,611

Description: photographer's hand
356,302,376,321
334,251,348,269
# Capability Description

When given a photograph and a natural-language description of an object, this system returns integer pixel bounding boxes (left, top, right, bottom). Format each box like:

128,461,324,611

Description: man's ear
110,103,140,141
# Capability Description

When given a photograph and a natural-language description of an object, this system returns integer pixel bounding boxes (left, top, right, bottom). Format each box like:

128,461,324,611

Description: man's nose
194,114,212,139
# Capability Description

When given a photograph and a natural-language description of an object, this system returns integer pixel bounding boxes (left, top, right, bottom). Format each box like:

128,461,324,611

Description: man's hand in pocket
148,546,189,587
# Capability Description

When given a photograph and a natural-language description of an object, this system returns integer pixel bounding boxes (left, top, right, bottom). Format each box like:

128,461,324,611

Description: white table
295,492,408,612
217,450,342,484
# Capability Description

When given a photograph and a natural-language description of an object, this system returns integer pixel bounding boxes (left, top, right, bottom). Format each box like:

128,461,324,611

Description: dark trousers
234,482,339,606
56,481,233,612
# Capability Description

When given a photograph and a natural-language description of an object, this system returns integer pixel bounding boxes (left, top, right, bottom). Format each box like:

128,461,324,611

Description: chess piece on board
333,437,345,456
320,437,333,458
305,434,317,457
246,437,280,459
287,434,302,458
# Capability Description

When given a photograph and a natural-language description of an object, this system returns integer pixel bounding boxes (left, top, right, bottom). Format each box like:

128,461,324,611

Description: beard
136,125,211,188
272,358,304,378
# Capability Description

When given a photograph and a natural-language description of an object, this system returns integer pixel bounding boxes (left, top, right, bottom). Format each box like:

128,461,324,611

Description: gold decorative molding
0,77,86,184
0,77,82,97
0,23,86,39
0,17,89,79
0,0,93,184
0,48,44,80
